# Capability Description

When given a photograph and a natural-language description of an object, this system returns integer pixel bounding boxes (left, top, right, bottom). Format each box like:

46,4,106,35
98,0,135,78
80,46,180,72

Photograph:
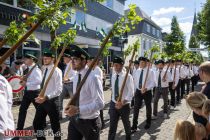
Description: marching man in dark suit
108,56,134,140
131,57,156,132
33,51,63,140
15,54,42,140
65,45,104,140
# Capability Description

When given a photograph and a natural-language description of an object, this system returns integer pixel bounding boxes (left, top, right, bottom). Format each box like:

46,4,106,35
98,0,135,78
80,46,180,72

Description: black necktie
170,68,173,74
114,74,119,100
24,67,29,75
41,68,48,89
158,70,162,87
75,73,81,106
139,69,144,89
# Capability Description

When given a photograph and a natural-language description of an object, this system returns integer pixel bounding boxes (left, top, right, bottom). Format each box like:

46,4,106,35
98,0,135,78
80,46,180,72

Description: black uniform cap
70,45,90,60
156,59,165,64
113,56,124,65
138,56,148,62
25,53,38,62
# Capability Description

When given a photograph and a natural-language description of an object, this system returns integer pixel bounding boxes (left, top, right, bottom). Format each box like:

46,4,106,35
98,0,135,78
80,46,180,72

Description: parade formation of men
0,44,201,140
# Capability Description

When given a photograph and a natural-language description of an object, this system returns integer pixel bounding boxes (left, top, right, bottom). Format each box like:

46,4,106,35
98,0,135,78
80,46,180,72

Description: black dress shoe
131,126,137,134
144,123,151,129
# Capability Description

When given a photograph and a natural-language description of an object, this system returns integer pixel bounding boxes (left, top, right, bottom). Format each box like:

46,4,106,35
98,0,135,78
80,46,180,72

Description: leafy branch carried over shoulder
102,4,143,56
124,39,140,59
144,43,160,61
51,29,77,49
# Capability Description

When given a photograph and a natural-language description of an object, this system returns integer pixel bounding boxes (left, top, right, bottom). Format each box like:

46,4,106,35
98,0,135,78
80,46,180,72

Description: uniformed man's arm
26,68,42,86
146,70,156,90
79,76,104,114
46,69,63,100
0,83,10,134
167,71,172,82
124,75,134,102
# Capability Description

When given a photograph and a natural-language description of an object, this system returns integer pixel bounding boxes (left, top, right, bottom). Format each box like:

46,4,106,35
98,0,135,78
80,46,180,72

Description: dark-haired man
131,57,156,132
33,51,63,140
108,56,134,140
65,45,104,140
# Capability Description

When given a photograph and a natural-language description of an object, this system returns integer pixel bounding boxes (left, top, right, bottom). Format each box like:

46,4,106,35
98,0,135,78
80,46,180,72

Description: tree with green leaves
0,0,105,64
164,16,185,56
197,0,210,49
189,35,199,48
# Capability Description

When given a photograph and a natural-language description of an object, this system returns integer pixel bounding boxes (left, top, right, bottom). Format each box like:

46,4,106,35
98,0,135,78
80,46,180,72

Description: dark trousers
17,90,39,130
191,76,196,92
132,89,152,128
33,97,61,140
169,82,175,107
108,101,131,140
153,87,169,116
100,110,104,127
185,78,191,94
180,79,186,98
59,82,73,112
176,80,181,102
67,117,101,140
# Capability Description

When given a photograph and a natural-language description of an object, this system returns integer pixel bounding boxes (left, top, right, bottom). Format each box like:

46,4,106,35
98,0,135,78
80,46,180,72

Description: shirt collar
28,63,35,69
114,71,123,77
78,65,88,76
43,63,54,70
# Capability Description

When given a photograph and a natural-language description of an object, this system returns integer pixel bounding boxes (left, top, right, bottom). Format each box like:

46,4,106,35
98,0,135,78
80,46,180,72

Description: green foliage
164,16,186,56
159,52,168,60
123,39,140,59
189,35,199,48
3,21,39,46
151,44,160,60
51,29,77,49
197,0,210,48
102,4,142,56
144,43,160,60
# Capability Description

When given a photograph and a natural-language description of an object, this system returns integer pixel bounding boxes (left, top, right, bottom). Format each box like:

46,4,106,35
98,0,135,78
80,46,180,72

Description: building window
146,24,150,33
143,40,146,50
0,0,13,5
76,10,85,25
152,27,156,35
17,0,35,11
157,30,160,37
106,0,113,9
101,0,113,9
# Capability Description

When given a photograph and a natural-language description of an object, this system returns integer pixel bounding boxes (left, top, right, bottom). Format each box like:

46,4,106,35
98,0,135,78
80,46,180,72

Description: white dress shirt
64,62,76,82
26,64,42,90
41,64,63,100
132,67,138,77
92,66,103,82
133,67,156,91
72,66,104,119
192,65,199,75
155,69,172,88
185,67,194,79
0,75,14,136
111,71,134,103
179,65,187,79
169,67,179,87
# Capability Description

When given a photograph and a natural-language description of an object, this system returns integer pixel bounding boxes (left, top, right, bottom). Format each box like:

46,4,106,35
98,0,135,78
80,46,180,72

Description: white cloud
178,16,194,21
151,17,171,27
152,7,185,16
179,22,192,34
162,26,171,33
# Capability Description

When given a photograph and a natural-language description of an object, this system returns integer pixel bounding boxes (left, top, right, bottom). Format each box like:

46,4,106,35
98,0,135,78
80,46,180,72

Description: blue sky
125,0,206,46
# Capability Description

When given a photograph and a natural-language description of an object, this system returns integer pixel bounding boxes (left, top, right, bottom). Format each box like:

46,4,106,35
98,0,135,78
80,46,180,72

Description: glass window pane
76,10,85,25
106,0,113,9
17,0,35,11
0,0,13,5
